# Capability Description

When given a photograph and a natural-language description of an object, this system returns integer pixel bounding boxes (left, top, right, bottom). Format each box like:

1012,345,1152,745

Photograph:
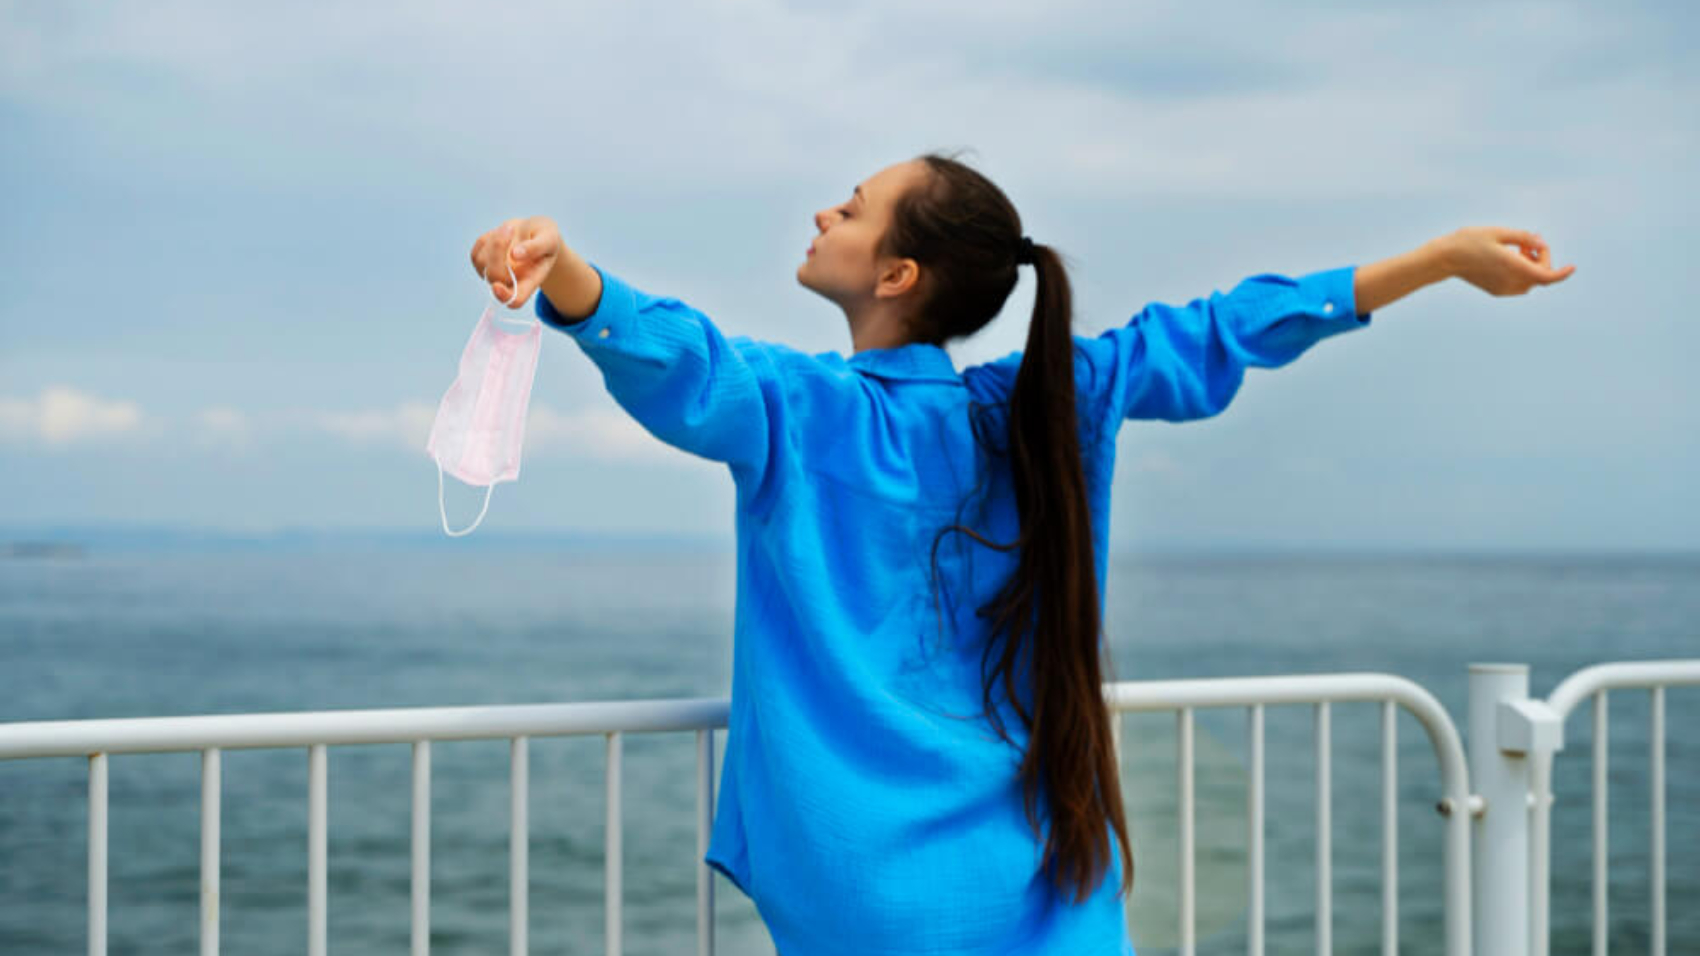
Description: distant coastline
2,541,88,560
0,524,733,555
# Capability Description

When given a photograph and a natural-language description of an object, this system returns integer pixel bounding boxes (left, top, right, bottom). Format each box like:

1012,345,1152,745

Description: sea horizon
4,521,1697,560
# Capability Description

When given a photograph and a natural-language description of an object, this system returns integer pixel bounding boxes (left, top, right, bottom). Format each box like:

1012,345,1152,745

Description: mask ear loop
482,257,521,306
438,461,496,537
437,256,524,538
482,257,539,331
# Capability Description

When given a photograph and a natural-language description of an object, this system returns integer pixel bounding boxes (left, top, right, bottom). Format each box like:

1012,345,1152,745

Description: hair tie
1015,235,1038,266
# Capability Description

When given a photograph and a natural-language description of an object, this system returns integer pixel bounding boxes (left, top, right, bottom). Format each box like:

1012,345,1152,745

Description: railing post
1469,663,1532,956
1499,697,1564,956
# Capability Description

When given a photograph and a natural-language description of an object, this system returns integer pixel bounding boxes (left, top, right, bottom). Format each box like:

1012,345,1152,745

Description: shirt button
1322,301,1335,314
598,327,611,338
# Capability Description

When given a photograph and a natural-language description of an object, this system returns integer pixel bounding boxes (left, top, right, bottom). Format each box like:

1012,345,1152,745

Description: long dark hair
887,149,1133,905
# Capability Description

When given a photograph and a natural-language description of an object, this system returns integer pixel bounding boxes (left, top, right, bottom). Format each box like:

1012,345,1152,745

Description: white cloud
313,399,692,466
0,387,695,468
0,386,149,446
315,401,437,449
525,405,694,466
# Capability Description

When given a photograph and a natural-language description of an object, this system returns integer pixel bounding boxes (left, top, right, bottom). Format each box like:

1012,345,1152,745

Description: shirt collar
845,342,961,384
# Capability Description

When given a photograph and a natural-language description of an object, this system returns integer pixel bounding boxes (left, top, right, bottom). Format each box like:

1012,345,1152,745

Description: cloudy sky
1,0,1694,552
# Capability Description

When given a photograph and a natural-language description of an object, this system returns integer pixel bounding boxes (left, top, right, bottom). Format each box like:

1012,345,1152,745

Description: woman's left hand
1441,226,1576,296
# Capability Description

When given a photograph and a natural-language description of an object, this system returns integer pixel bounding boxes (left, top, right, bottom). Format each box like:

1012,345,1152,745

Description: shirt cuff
1304,264,1372,325
534,261,633,341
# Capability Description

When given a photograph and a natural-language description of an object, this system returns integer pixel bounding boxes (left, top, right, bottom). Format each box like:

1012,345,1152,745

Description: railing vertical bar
308,744,327,956
201,747,220,956
607,731,623,956
1316,702,1331,956
412,740,431,956
1179,707,1195,956
1248,704,1264,956
697,729,716,956
511,736,529,956
88,753,108,956
1444,792,1471,956
1594,690,1608,956
1382,700,1398,956
1650,686,1665,956
1530,747,1554,956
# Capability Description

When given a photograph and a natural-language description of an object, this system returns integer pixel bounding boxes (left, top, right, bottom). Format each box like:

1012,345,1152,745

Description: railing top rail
1545,659,1700,719
0,672,1477,768
1106,672,1439,711
1103,672,1471,807
0,696,731,761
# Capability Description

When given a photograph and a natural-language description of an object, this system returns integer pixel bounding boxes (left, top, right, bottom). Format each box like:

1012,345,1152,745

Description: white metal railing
1104,673,1475,956
1501,660,1700,956
7,661,1689,956
0,698,730,956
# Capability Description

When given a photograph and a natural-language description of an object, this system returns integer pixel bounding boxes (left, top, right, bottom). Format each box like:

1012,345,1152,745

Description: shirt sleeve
1078,264,1371,425
534,261,776,482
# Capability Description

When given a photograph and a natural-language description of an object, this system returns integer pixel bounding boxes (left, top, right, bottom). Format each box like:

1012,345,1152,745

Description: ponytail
987,241,1134,903
897,151,1134,904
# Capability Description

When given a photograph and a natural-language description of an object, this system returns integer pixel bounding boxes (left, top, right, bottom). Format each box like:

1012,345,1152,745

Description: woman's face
797,160,926,311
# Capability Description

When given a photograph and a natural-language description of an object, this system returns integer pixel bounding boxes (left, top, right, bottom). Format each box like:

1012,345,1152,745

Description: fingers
482,226,518,302
1485,225,1578,288
1487,226,1548,269
501,233,539,308
493,256,525,306
507,255,537,300
472,217,559,307
510,218,557,265
1490,225,1540,250
1527,240,1577,285
505,276,537,309
473,222,520,299
1514,250,1577,288
472,225,505,282
505,219,560,307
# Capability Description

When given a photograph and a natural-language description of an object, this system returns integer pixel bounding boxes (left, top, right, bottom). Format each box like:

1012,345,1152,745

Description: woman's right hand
469,216,563,308
1441,226,1576,296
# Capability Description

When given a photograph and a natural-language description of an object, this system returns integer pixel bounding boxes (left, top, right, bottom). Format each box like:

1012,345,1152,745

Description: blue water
1,542,1696,955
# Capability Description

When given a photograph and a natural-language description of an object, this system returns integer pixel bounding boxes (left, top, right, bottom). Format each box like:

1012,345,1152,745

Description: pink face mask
425,262,544,536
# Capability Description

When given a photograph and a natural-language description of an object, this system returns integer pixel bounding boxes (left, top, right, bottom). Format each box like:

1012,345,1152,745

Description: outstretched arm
1069,226,1578,426
1071,264,1370,424
1356,226,1576,313
536,257,774,476
469,217,778,481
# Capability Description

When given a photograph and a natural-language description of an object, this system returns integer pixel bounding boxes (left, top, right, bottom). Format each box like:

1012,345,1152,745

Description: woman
469,151,1573,955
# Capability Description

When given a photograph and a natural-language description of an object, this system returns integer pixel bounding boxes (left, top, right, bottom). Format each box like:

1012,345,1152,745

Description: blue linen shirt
536,261,1371,956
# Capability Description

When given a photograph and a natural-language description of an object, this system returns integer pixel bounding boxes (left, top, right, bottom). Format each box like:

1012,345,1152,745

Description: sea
1,534,1696,955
